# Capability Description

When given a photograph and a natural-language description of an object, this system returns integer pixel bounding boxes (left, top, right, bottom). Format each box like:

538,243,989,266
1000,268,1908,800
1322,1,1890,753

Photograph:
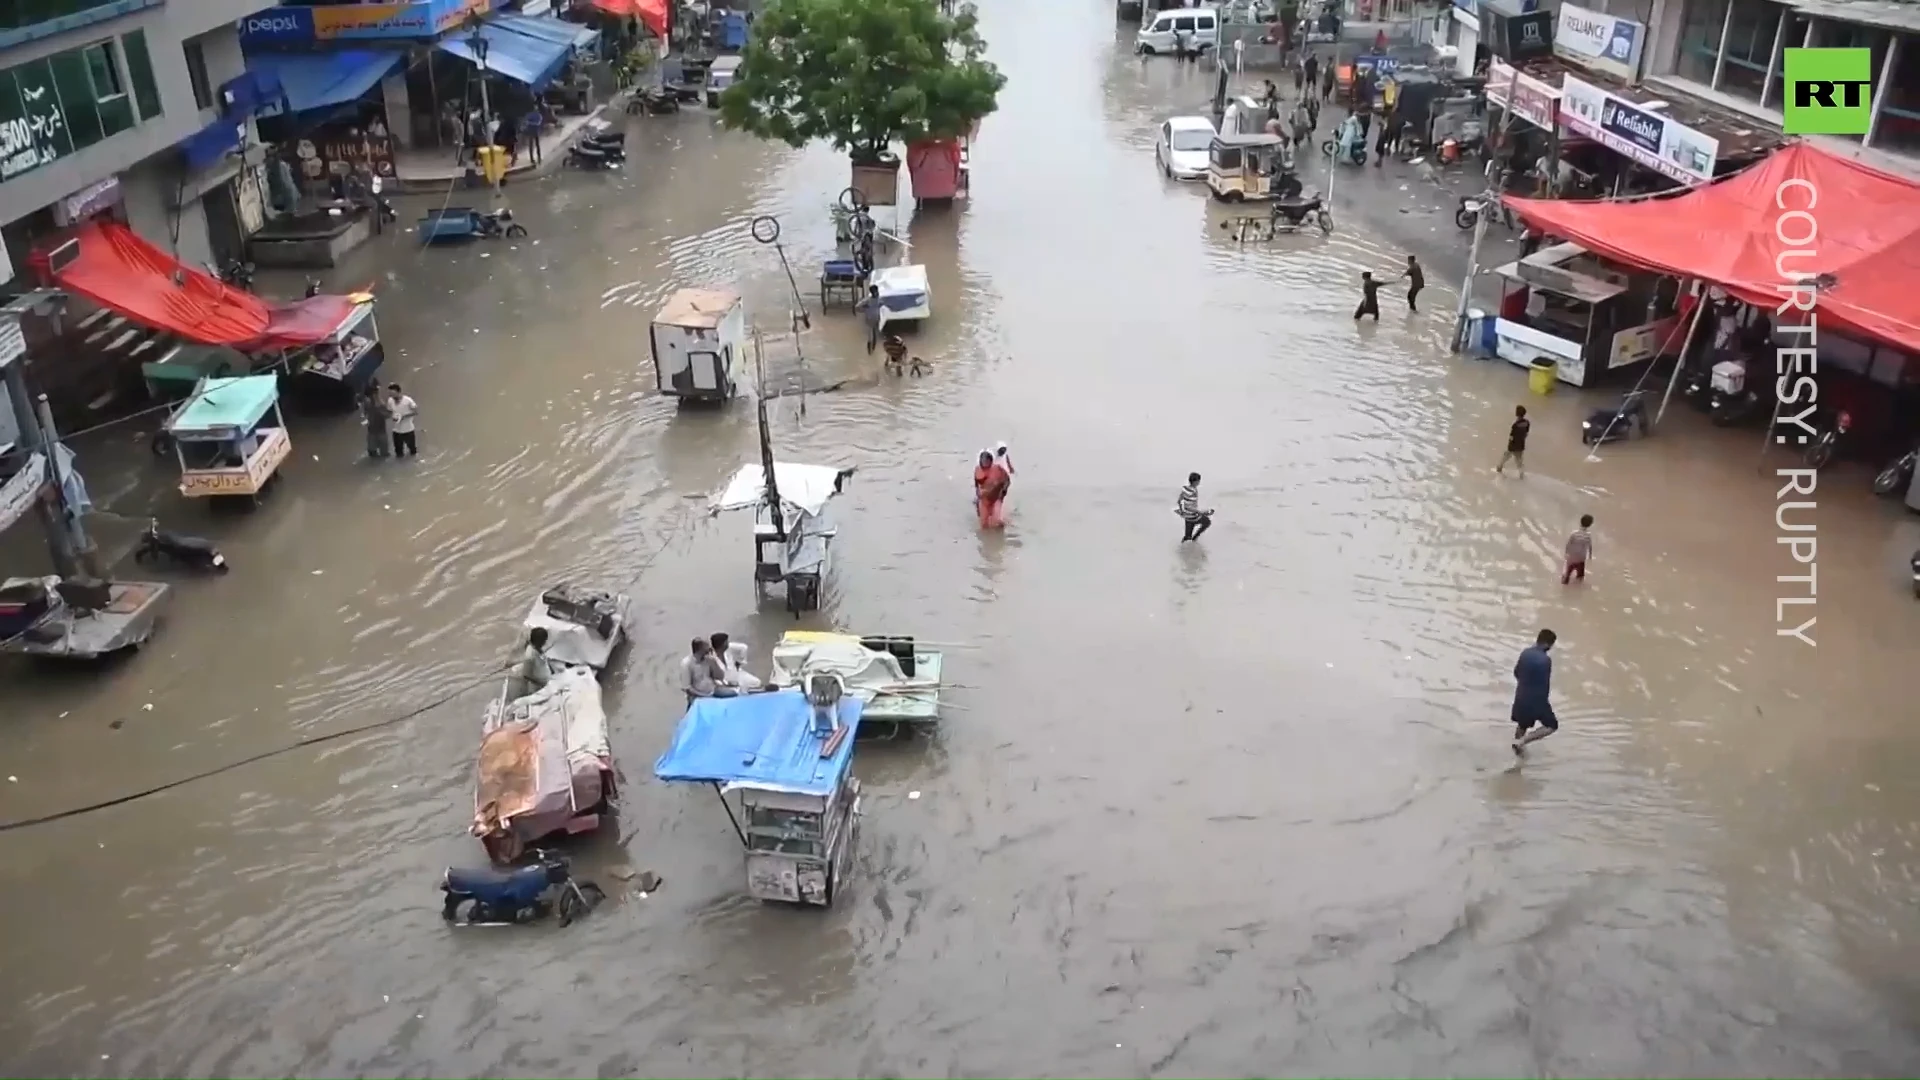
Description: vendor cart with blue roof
654,686,865,906
161,374,290,508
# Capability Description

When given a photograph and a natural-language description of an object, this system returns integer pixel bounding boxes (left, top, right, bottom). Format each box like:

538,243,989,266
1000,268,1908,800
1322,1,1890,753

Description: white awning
712,462,847,517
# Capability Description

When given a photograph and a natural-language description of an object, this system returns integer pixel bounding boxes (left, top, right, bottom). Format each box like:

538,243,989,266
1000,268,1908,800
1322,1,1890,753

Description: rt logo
1784,48,1873,135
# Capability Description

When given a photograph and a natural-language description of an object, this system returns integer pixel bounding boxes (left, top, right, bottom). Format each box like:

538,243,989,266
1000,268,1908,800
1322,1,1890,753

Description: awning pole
712,781,748,847
1654,290,1709,426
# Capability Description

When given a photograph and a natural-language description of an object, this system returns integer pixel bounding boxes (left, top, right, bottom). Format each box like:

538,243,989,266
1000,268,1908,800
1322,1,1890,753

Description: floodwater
5,1,1920,1074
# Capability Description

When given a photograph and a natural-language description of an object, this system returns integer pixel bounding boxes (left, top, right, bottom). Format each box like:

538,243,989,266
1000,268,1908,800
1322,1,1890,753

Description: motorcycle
565,142,621,170
1801,409,1851,470
1580,390,1652,445
477,208,529,239
627,87,679,115
1873,448,1917,496
1268,194,1334,235
440,850,606,927
213,260,256,291
133,519,228,572
1321,115,1368,166
1454,191,1514,230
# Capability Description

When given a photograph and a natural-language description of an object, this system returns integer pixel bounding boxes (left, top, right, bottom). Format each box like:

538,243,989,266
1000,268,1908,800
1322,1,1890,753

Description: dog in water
885,354,930,377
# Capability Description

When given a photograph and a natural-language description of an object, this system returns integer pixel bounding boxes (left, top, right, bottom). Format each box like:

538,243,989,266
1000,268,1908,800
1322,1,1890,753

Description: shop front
1484,241,1683,387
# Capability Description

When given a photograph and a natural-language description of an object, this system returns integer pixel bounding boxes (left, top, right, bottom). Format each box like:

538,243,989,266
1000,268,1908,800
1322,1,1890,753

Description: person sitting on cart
710,632,763,691
519,627,555,693
681,638,738,706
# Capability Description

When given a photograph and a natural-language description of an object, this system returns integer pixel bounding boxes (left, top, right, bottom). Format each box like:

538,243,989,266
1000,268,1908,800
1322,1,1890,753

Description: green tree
718,0,1006,164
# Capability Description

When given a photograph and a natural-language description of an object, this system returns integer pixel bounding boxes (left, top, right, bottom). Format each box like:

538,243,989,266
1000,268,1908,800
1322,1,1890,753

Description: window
123,29,161,120
0,0,128,32
183,37,213,112
1821,21,1889,143
82,41,121,99
1677,0,1729,84
1875,34,1920,155
1718,0,1784,101
1763,12,1812,107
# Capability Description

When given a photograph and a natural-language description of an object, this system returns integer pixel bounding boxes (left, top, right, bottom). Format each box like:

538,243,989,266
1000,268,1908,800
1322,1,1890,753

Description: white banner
0,453,46,534
1553,3,1645,82
1558,75,1719,185
1487,58,1562,132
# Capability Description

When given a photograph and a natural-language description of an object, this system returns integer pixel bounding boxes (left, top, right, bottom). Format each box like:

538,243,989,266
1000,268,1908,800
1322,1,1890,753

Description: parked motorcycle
1801,409,1851,470
1268,194,1334,235
627,87,679,115
1454,191,1514,230
440,850,605,927
133,519,228,572
1873,448,1917,496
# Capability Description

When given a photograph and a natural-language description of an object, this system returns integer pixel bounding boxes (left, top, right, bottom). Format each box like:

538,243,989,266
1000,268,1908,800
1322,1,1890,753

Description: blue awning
436,23,570,90
490,12,598,52
246,50,404,118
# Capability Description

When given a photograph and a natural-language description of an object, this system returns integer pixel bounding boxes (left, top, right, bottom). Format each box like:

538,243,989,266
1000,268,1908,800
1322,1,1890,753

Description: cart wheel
506,224,529,238
836,187,868,214
750,216,781,244
1317,210,1334,235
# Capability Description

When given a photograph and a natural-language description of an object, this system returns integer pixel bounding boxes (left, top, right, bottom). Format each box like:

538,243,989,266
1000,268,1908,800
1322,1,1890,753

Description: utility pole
1,291,94,579
468,16,503,209
1450,63,1522,354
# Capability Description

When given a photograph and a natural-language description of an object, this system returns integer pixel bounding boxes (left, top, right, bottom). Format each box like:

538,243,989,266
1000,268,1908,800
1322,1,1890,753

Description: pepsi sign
239,7,317,47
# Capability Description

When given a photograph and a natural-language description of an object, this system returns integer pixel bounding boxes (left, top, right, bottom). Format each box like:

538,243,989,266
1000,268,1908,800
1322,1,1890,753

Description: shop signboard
0,60,74,183
53,176,122,226
1558,75,1719,185
1487,58,1561,131
241,0,501,46
1609,315,1680,369
1553,2,1644,82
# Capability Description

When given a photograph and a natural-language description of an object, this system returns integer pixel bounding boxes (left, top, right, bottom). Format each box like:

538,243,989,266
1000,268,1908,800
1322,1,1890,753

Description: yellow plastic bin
1527,358,1557,395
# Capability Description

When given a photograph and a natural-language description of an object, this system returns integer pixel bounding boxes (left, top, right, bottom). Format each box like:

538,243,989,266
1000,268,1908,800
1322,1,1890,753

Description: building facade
0,0,278,289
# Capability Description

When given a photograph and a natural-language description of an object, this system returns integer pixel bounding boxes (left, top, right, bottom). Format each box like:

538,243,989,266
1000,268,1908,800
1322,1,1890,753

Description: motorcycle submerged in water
133,520,228,572
1268,193,1335,235
440,850,605,927
1581,390,1653,445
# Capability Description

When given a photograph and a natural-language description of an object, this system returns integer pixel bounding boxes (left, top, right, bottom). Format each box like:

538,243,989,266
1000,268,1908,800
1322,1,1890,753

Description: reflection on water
2,0,1920,1074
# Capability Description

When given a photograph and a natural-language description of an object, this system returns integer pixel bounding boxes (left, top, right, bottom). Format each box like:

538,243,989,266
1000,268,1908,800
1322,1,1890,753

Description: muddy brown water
4,2,1920,1075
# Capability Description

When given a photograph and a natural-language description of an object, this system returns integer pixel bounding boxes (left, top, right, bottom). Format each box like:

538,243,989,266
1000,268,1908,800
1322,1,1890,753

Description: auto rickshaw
1205,132,1296,203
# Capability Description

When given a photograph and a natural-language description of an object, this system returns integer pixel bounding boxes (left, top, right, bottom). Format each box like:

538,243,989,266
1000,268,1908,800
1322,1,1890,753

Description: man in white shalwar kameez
710,632,763,691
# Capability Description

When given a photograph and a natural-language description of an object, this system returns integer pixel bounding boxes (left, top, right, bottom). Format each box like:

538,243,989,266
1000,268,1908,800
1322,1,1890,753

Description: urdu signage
1553,2,1645,81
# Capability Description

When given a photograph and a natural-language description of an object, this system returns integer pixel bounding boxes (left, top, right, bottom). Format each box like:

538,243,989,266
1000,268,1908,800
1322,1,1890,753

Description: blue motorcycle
440,851,606,927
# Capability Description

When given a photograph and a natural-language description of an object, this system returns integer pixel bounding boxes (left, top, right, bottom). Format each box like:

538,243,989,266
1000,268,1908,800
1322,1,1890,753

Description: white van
1135,6,1219,55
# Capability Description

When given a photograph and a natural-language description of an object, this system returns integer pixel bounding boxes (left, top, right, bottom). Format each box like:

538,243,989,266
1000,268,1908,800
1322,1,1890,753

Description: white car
1156,116,1217,180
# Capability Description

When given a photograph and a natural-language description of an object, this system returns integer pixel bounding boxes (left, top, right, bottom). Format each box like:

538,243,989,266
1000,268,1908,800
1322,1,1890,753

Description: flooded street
6,0,1920,1073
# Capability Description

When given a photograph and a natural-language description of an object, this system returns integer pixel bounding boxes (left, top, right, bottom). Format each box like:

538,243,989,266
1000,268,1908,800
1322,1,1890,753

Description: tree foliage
718,0,1006,162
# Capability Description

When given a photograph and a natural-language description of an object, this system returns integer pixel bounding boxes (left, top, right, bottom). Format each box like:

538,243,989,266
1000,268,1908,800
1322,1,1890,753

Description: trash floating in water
908,790,921,800
6,776,16,783
143,703,153,711
312,570,324,575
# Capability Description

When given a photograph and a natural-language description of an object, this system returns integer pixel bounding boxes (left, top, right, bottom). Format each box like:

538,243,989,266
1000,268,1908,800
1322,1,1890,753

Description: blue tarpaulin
490,12,598,52
655,692,864,798
437,23,570,90
246,50,404,118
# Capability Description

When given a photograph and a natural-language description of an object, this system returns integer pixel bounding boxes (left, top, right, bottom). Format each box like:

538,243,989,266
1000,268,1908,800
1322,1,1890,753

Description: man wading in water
1176,472,1213,541
1511,629,1559,756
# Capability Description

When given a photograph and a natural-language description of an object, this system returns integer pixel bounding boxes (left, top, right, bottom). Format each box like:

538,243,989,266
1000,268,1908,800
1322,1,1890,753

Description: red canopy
36,222,357,352
588,0,669,37
1505,142,1920,355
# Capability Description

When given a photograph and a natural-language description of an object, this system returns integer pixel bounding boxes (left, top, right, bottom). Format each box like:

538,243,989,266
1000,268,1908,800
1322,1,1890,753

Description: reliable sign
1783,48,1874,135
1558,75,1720,185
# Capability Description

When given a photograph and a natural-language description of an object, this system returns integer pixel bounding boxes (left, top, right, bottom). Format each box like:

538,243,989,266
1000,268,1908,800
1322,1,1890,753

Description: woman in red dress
973,450,1010,529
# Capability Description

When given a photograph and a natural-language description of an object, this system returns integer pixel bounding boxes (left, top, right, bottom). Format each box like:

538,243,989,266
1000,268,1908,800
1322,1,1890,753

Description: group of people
1354,255,1425,319
972,442,1014,529
358,382,421,460
679,632,764,704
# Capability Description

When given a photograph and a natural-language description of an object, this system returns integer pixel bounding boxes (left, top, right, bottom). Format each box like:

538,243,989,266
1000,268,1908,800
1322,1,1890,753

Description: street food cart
654,689,865,907
1206,133,1294,202
162,375,291,506
1485,242,1682,387
282,298,384,397
140,344,253,402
